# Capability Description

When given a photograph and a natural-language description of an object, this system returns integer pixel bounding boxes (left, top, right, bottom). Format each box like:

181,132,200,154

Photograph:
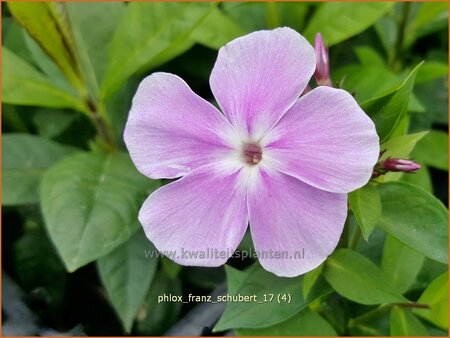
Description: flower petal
263,86,380,193
139,162,250,266
210,27,315,140
247,168,347,277
124,72,240,179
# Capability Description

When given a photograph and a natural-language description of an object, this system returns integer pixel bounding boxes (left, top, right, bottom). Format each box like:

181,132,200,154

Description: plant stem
391,2,411,71
392,302,430,309
85,97,116,150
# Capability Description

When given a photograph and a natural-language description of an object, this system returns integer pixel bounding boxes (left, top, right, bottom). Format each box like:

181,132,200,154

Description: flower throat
243,143,262,165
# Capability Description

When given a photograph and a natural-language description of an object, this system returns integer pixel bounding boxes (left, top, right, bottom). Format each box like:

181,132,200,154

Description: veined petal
247,168,347,277
263,86,380,193
124,72,240,179
139,162,250,266
210,27,315,140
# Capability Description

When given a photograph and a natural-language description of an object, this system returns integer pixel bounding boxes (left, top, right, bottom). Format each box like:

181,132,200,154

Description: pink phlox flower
124,28,379,277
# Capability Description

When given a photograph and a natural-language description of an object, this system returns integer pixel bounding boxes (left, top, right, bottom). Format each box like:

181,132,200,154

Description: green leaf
374,16,397,63
361,63,422,142
222,2,310,32
14,228,67,307
348,183,382,241
413,272,448,330
377,182,448,264
303,264,323,299
379,131,428,183
406,2,448,46
381,236,425,294
101,2,213,100
412,130,448,171
348,305,391,336
354,46,386,67
134,269,182,335
390,307,429,336
22,29,76,95
413,259,448,292
213,263,331,331
191,8,245,49
7,2,85,92
334,49,424,113
2,134,76,206
66,2,125,95
3,17,35,64
380,131,428,159
225,263,247,285
221,2,267,32
41,151,160,272
236,308,337,336
410,2,448,32
33,109,75,138
415,62,448,84
161,257,182,280
97,230,158,333
400,165,433,193
415,77,448,125
323,249,407,305
303,2,394,45
334,64,402,103
2,47,84,110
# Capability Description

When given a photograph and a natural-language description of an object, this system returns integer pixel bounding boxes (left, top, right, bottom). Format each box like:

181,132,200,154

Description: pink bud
314,33,332,87
383,158,421,172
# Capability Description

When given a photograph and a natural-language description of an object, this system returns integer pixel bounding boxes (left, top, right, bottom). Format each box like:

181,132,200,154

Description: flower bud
383,158,421,172
314,33,332,87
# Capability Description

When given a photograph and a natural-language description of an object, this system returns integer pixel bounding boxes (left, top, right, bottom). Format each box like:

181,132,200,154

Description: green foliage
361,63,422,142
348,306,391,336
303,2,394,45
214,263,331,331
191,7,245,49
7,2,85,93
390,307,429,336
3,134,76,206
33,110,75,138
97,230,158,333
380,131,428,159
400,165,433,192
412,130,449,171
236,308,337,336
381,236,425,294
66,2,125,94
334,47,404,103
323,249,407,305
2,47,84,110
413,272,449,330
14,227,67,313
377,182,448,264
134,269,182,335
100,2,213,99
41,152,159,271
221,2,310,33
348,183,382,241
303,264,323,299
